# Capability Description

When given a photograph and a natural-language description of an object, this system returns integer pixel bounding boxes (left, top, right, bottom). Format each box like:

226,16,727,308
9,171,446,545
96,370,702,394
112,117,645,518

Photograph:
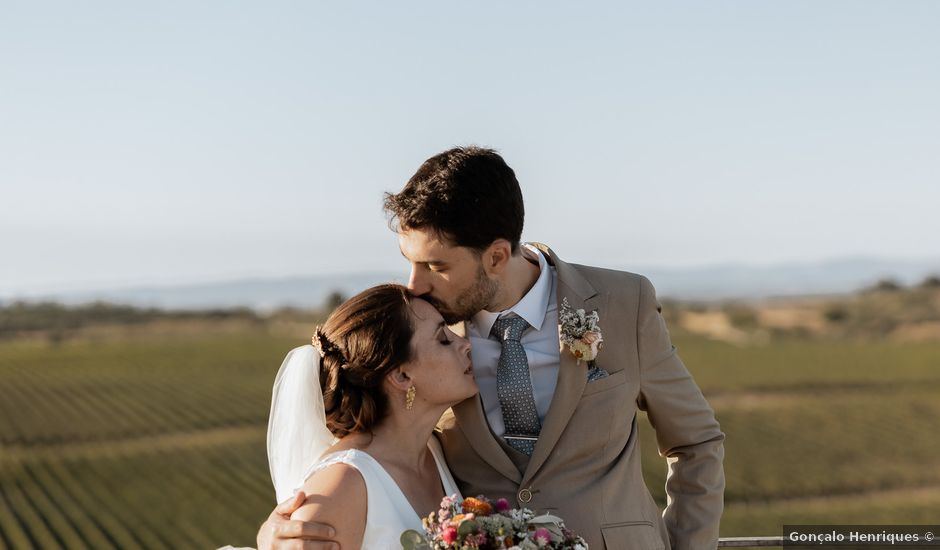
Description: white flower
558,298,603,362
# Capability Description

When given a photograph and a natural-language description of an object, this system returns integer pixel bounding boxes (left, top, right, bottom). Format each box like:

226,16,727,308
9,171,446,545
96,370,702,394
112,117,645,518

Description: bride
265,283,477,549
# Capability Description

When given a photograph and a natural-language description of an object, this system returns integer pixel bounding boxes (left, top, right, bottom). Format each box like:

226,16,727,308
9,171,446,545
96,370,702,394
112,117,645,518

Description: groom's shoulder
565,260,654,295
566,264,664,320
534,243,657,297
574,261,648,283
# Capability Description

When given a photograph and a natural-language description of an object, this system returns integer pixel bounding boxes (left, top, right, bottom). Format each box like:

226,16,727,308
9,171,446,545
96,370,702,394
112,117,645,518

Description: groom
258,147,724,550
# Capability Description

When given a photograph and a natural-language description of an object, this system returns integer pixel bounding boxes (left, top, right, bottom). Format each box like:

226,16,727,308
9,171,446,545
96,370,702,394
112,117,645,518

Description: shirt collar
471,243,553,338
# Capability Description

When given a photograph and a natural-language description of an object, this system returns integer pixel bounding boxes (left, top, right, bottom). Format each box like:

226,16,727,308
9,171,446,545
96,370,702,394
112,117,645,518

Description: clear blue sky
2,1,938,295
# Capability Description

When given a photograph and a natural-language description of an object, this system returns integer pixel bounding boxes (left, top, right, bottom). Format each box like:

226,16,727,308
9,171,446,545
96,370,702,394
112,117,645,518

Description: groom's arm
634,276,725,550
257,491,340,550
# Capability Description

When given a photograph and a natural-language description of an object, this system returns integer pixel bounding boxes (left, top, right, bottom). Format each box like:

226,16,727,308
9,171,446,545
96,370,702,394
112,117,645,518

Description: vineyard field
2,326,939,548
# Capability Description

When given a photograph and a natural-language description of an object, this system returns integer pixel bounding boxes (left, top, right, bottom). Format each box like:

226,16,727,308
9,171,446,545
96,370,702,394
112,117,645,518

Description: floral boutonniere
558,297,603,362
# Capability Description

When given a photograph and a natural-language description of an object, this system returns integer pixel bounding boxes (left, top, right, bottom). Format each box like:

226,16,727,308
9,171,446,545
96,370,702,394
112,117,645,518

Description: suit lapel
447,246,602,487
452,394,522,484
522,244,599,487
446,322,523,483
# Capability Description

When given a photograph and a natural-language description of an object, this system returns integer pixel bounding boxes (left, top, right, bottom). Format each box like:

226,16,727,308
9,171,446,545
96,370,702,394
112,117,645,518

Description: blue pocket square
586,365,609,381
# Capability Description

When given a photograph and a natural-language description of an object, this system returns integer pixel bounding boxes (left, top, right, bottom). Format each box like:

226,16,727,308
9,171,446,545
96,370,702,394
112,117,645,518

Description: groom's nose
407,266,432,296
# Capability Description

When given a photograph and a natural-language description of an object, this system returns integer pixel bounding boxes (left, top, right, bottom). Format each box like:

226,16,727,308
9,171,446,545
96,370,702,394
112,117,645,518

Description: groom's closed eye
397,246,444,268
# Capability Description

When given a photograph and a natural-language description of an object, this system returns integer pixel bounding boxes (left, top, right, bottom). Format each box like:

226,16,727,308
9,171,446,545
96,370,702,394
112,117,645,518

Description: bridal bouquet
401,494,588,550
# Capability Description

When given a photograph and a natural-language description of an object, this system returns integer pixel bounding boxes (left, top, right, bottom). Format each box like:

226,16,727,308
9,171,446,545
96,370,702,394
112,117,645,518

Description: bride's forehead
409,299,443,327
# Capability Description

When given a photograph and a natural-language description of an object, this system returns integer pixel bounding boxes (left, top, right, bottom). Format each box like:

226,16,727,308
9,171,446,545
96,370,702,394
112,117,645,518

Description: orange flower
450,513,475,527
461,497,494,516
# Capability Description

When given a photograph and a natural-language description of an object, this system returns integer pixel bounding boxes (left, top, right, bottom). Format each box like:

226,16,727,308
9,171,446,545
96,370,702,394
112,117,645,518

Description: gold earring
405,385,416,410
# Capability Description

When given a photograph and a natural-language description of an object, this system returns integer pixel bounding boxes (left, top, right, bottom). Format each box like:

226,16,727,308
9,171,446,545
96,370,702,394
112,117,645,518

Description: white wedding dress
297,436,461,550
217,346,463,550
217,437,459,550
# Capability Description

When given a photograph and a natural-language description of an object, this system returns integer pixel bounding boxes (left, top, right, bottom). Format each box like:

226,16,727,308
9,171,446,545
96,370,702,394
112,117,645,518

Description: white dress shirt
467,244,560,438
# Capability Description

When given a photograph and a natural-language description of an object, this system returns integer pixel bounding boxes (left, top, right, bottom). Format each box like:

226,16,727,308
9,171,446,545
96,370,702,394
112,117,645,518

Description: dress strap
429,435,462,499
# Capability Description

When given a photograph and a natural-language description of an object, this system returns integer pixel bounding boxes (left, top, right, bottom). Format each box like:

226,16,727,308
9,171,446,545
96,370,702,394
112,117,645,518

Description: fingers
265,492,338,550
275,491,307,516
275,520,336,541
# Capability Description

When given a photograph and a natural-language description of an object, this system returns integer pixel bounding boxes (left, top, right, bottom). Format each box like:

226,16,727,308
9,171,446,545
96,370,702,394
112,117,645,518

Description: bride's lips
464,362,474,375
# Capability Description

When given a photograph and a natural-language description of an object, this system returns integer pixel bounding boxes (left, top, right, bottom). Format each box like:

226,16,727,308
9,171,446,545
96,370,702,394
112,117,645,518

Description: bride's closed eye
433,323,451,345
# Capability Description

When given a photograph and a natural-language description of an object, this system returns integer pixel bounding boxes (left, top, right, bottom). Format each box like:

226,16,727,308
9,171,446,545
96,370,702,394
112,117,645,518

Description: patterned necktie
491,315,541,455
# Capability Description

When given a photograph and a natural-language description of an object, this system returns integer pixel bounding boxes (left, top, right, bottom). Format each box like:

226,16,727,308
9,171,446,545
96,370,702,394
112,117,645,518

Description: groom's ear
482,239,512,275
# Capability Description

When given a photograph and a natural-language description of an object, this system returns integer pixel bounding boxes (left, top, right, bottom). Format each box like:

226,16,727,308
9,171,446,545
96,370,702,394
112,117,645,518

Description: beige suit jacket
437,244,725,550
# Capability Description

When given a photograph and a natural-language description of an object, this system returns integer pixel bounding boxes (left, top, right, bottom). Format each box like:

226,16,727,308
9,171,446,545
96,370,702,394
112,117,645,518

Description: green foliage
457,519,478,537
268,290,344,326
0,301,261,340
400,529,430,550
867,278,904,292
920,274,940,289
814,286,940,338
323,291,347,314
723,303,759,329
822,304,849,323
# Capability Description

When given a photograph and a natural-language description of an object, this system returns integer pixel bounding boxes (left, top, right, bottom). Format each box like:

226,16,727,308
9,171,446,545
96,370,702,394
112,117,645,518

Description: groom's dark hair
384,146,525,253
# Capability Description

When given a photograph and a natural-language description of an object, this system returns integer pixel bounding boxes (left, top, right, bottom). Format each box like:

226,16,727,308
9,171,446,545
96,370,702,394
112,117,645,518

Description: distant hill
4,256,940,310
628,256,940,300
5,272,403,311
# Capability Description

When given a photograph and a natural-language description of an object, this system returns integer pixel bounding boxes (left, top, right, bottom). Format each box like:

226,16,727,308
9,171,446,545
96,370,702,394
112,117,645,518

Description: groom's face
399,228,497,325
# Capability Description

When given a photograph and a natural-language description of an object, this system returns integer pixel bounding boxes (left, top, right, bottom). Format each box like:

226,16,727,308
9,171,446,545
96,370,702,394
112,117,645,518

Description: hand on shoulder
291,462,367,549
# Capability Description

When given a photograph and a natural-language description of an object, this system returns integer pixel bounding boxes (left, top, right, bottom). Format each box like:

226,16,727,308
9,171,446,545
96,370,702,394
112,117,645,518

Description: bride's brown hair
316,284,415,438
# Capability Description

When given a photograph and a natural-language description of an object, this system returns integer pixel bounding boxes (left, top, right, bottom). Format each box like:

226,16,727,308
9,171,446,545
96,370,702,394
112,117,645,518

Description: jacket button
518,488,533,503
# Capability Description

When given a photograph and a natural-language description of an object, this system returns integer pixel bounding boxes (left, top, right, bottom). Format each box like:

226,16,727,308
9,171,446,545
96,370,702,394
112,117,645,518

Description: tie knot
491,315,529,343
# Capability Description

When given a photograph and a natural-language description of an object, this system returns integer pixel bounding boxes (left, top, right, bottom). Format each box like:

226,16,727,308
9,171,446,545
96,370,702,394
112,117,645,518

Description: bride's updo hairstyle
313,284,415,438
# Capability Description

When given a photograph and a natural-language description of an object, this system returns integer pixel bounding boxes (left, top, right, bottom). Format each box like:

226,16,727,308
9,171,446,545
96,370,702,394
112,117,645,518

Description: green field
642,331,940,535
2,326,939,548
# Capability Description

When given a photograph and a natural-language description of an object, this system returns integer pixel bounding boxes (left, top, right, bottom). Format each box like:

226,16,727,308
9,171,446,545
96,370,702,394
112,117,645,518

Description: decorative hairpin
311,326,340,359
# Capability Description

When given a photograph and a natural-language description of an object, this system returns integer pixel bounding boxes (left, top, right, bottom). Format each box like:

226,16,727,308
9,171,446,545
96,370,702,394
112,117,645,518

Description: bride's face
403,298,478,407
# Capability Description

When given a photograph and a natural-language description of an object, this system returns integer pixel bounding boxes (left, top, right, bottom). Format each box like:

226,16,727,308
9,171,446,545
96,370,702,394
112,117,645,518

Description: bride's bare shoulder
294,461,367,514
291,462,367,547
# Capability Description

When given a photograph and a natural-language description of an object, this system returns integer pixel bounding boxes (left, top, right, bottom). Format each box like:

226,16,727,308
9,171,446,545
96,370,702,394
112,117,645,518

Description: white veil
266,345,337,503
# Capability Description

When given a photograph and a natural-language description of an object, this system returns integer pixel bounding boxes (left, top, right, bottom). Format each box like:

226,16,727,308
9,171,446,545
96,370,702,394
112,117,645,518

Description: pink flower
442,526,458,544
533,527,552,546
495,498,511,512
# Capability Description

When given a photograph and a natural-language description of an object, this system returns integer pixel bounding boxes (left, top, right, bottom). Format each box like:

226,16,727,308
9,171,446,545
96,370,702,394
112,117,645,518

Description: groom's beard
429,266,498,325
